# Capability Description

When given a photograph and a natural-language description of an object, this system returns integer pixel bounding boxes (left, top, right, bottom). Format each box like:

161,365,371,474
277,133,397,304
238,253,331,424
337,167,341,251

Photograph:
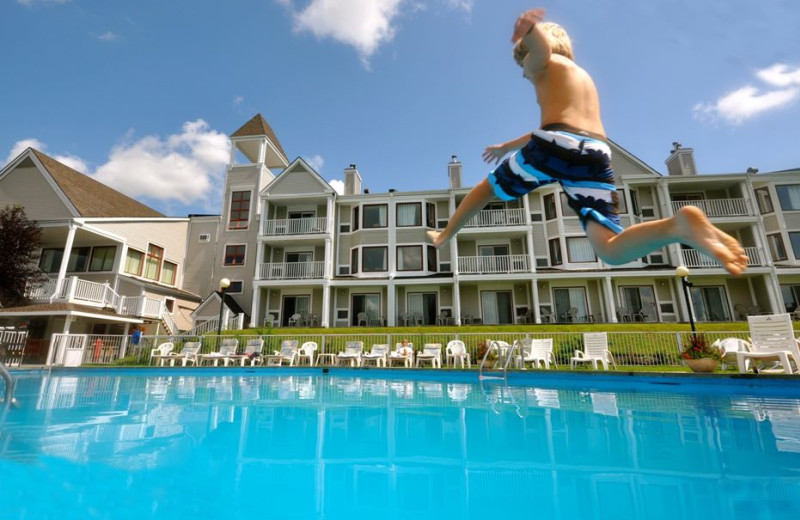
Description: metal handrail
1,360,16,416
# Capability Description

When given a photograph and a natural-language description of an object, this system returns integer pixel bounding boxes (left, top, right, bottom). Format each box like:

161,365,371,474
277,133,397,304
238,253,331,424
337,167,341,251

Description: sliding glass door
480,291,513,325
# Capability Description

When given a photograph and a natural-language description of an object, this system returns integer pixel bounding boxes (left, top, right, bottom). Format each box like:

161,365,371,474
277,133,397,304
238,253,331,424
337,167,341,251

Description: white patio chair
388,342,414,367
520,338,557,369
416,343,442,368
297,341,318,366
337,341,364,367
711,337,750,371
570,332,616,370
274,340,299,366
149,342,175,366
738,314,800,374
168,341,202,367
446,340,471,368
356,312,369,326
362,344,389,367
287,313,302,327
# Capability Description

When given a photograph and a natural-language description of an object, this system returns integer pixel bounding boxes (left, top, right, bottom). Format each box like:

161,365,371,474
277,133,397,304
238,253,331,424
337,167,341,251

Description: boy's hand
482,144,507,165
511,8,545,43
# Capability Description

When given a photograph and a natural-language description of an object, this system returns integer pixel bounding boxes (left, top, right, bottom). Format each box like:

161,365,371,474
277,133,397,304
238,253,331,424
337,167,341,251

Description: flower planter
684,358,719,373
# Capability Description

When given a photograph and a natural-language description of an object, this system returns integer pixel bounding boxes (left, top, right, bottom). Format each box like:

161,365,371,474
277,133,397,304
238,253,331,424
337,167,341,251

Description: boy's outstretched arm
482,133,533,164
511,8,551,77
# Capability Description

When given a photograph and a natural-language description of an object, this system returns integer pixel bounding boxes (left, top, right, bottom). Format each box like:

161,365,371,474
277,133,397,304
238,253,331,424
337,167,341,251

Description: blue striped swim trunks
487,126,623,234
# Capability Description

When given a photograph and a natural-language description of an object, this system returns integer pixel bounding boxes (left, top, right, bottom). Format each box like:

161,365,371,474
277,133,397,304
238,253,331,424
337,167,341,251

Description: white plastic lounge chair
199,339,239,367
362,344,389,367
232,339,264,367
168,341,202,367
446,340,471,368
297,341,318,366
738,314,800,374
388,342,414,367
149,342,175,366
337,341,363,367
415,343,442,368
520,338,557,369
273,340,299,366
570,332,616,370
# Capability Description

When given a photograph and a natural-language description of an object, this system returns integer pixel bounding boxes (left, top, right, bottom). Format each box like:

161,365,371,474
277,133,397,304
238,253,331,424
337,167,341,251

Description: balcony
458,255,530,274
259,261,325,280
671,198,755,218
680,247,766,268
464,209,526,228
263,217,327,237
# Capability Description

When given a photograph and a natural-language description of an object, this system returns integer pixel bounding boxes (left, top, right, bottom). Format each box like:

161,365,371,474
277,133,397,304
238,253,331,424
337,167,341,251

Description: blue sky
2,0,799,217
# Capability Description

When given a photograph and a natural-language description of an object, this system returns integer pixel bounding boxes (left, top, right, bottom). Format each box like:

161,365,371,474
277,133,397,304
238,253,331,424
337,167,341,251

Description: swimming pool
2,368,799,519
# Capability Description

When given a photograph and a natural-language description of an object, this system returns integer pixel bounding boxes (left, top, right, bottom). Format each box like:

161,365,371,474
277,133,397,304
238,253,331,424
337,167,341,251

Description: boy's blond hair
513,21,574,67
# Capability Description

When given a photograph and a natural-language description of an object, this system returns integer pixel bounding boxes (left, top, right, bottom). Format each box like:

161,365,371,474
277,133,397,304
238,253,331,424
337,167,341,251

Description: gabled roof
262,156,337,197
230,113,288,159
607,139,663,178
31,149,164,218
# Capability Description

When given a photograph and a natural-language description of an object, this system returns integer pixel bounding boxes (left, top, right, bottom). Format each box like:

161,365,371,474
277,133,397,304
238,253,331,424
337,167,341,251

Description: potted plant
680,334,722,373
476,341,498,363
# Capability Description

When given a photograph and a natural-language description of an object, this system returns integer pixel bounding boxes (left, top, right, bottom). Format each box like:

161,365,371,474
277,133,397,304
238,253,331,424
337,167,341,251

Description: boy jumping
427,8,747,276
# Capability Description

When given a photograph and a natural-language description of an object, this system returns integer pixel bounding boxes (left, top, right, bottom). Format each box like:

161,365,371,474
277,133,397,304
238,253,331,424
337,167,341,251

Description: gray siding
0,164,73,220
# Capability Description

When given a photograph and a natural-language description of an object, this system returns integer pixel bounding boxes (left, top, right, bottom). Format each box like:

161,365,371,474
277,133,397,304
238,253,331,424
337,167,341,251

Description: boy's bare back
516,10,606,138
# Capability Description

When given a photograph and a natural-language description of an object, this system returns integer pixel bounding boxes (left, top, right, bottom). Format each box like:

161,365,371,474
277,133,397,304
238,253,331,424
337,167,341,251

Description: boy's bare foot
426,229,445,248
673,206,748,276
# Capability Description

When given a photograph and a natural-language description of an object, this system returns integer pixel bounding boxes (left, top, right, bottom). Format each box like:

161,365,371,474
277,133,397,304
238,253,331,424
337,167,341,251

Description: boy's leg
427,178,495,247
585,205,748,276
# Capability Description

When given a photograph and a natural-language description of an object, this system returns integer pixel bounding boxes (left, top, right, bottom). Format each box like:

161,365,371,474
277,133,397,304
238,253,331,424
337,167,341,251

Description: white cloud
694,63,800,125
328,179,344,195
4,138,87,172
278,0,470,65
304,154,324,172
98,31,119,42
233,95,244,106
6,120,230,213
93,120,230,206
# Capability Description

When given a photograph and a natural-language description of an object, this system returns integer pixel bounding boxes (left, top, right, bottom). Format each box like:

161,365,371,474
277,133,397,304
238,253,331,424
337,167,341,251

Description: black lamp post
675,266,696,336
217,278,231,342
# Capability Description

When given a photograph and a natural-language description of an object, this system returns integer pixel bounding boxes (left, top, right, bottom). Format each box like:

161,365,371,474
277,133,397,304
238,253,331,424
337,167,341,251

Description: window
39,249,63,273
161,261,177,285
198,233,211,243
224,245,246,266
548,238,562,266
351,248,359,274
352,207,360,231
362,247,388,272
790,232,800,260
767,234,787,261
780,284,800,312
566,237,597,262
397,245,422,271
397,203,421,227
755,188,774,214
426,202,436,228
227,281,243,293
228,191,251,229
125,249,144,276
427,245,437,272
776,185,800,210
630,190,641,216
89,246,116,272
363,204,387,228
544,194,557,220
164,298,175,313
560,193,576,217
143,244,163,280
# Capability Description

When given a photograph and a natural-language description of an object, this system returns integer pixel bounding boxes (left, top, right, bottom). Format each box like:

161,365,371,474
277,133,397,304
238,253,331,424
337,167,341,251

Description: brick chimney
448,155,462,188
665,142,698,176
344,164,362,195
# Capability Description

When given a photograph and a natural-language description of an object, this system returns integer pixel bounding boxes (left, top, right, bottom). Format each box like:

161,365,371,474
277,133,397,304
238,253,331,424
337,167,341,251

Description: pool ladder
478,340,519,382
1,360,15,416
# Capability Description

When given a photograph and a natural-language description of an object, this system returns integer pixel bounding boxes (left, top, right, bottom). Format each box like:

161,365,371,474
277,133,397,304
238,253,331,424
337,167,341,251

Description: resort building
1,113,799,348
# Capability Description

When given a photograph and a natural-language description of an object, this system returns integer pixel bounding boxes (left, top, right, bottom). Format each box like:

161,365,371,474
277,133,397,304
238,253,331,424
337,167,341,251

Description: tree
0,205,43,307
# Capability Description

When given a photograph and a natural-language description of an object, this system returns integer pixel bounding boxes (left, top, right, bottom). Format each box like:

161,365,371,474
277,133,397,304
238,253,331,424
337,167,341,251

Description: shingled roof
230,113,287,159
32,150,164,218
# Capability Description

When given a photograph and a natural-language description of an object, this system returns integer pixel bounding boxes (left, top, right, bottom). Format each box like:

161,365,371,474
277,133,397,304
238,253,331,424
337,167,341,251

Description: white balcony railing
671,198,755,217
458,255,530,274
259,261,326,280
263,217,327,236
680,247,765,268
464,209,526,228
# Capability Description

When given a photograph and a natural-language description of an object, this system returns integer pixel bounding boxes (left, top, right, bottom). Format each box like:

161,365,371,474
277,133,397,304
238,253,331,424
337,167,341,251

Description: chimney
448,155,462,189
344,164,362,195
665,142,698,176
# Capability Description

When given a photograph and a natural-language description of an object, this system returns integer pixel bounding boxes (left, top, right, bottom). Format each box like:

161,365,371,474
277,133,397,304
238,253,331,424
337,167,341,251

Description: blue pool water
1,369,800,519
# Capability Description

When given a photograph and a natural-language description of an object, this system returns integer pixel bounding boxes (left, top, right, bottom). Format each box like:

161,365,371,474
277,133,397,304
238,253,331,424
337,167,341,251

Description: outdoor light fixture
675,266,696,335
217,278,231,341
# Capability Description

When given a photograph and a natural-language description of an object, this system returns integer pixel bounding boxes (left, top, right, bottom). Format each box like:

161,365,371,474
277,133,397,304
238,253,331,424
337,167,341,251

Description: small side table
317,353,338,366
264,355,284,367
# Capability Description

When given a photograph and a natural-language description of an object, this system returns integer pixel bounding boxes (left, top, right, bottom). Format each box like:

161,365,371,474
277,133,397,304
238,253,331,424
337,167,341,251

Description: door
479,291,513,325
282,295,310,326
553,287,589,322
690,286,731,321
408,293,438,325
478,245,509,273
620,286,657,320
286,251,313,278
352,294,381,326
